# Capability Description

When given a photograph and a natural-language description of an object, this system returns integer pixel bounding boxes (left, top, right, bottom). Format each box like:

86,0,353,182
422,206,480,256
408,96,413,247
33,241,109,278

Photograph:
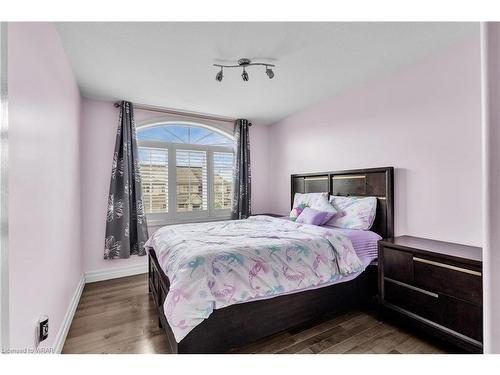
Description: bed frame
148,167,394,353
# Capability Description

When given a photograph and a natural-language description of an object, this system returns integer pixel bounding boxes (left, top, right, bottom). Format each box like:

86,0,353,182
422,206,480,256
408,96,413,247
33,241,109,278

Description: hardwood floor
63,274,450,354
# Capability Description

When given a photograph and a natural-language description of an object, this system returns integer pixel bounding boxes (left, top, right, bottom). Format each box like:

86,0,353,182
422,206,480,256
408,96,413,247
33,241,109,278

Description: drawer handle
413,257,482,277
384,277,439,298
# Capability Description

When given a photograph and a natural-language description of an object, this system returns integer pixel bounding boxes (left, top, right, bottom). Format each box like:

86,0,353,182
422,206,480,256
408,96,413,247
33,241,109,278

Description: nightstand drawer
385,277,482,342
413,256,482,306
381,247,413,284
439,294,482,342
384,277,440,323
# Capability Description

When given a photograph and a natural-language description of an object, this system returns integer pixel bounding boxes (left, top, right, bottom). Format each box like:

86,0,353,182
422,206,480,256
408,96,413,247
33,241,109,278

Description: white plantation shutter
213,152,233,210
137,123,234,223
176,149,207,212
139,147,168,214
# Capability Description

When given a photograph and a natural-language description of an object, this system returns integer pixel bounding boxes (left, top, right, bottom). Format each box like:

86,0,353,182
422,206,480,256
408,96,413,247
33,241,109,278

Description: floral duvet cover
145,215,363,342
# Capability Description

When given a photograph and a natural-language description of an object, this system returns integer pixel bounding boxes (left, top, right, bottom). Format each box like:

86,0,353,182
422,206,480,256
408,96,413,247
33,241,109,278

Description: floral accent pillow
310,194,337,218
289,203,307,222
327,196,377,230
292,192,328,208
296,207,332,226
289,192,332,222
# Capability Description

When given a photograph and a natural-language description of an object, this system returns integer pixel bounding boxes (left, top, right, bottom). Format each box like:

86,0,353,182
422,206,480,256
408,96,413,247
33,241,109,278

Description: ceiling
56,22,478,125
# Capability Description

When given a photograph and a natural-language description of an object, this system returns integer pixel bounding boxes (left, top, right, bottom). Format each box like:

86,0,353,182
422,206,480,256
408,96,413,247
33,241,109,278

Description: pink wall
80,98,270,274
80,99,147,273
268,39,482,247
8,23,82,350
248,122,270,214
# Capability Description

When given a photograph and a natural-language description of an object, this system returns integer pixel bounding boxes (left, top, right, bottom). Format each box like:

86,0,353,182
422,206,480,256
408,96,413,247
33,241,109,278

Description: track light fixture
213,58,276,82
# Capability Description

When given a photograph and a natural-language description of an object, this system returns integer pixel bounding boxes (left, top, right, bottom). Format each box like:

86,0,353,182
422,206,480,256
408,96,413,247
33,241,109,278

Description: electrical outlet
39,316,49,342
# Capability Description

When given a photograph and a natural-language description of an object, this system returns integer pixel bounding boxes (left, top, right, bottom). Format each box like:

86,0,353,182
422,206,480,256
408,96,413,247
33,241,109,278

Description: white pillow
310,195,337,218
292,192,328,208
327,196,377,230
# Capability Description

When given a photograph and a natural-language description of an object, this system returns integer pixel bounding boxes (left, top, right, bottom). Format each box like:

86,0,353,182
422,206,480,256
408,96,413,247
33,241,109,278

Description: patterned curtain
104,101,148,259
231,119,252,219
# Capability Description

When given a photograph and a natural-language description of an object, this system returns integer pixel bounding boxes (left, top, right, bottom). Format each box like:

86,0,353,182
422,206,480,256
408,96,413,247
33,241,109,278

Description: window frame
136,120,234,226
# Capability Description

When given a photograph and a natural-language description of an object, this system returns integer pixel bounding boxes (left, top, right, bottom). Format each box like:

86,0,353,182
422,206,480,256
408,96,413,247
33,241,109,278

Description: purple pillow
296,207,332,226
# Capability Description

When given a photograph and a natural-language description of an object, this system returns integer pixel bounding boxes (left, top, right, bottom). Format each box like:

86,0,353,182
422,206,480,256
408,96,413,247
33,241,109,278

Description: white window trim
137,119,234,226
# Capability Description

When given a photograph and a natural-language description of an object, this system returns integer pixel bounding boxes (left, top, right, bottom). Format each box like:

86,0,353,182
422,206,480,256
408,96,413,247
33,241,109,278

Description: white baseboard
84,263,148,284
53,274,85,354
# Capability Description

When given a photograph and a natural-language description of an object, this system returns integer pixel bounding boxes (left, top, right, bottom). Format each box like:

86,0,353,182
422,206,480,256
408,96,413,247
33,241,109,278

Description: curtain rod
113,102,249,125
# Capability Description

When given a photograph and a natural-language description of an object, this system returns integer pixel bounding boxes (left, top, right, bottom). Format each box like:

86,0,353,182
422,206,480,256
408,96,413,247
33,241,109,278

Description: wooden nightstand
378,236,483,353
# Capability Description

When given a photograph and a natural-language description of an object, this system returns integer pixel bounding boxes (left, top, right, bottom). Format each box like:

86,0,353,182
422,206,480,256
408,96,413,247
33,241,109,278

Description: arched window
137,122,234,224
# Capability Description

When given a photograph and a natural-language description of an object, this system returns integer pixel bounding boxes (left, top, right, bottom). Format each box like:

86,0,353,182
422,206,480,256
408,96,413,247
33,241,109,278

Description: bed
147,167,394,353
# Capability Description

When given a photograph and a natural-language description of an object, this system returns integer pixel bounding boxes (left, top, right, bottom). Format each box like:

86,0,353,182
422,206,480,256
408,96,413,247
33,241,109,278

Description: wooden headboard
290,167,394,239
